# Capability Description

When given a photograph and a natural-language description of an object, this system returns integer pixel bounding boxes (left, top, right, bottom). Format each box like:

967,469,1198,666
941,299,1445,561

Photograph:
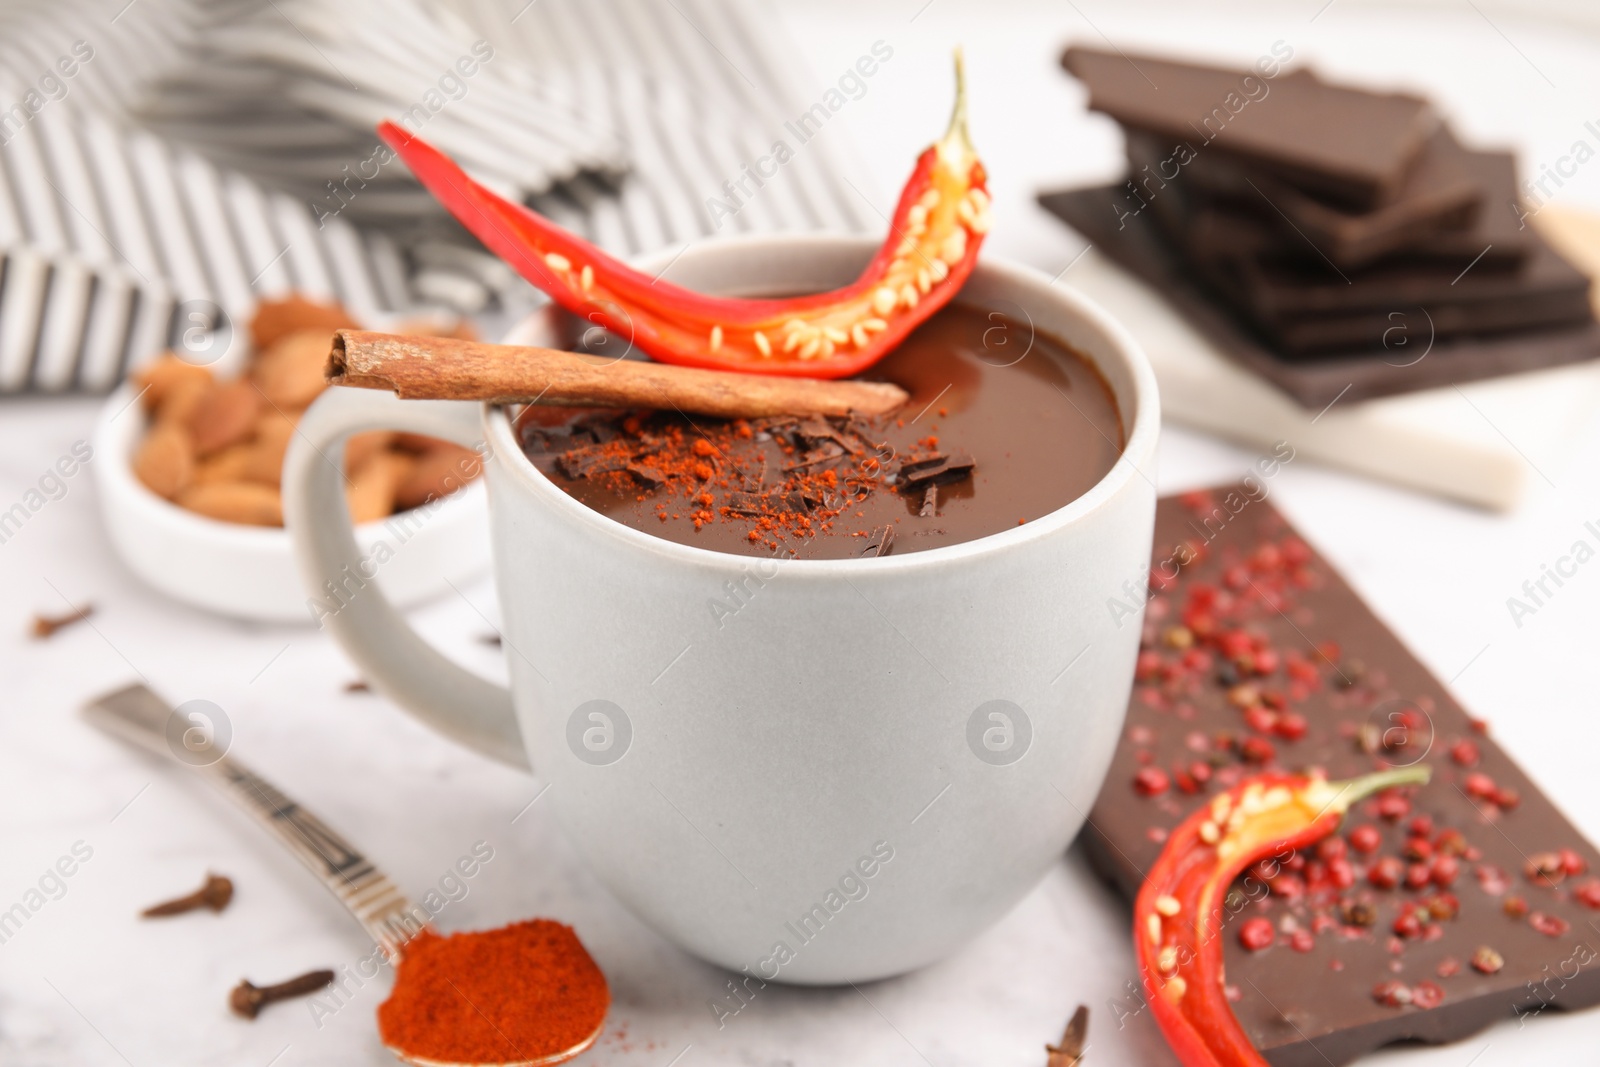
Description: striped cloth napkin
0,0,872,395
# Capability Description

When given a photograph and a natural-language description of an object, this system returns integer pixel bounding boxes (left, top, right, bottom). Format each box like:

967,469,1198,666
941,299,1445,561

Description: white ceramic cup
283,234,1159,983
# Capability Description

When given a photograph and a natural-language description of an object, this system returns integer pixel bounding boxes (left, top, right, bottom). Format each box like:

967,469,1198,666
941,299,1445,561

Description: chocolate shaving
32,604,94,640
343,680,370,693
862,525,896,557
795,417,866,456
919,484,939,518
783,441,846,472
479,633,502,647
898,452,975,489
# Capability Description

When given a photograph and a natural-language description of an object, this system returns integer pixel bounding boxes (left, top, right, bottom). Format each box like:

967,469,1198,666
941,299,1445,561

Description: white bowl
94,383,490,623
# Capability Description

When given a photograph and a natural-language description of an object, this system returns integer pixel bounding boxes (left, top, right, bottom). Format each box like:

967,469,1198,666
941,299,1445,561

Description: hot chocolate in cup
284,233,1159,983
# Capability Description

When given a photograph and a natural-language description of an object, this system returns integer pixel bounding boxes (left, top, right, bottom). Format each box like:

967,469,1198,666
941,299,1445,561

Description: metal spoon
83,683,602,1067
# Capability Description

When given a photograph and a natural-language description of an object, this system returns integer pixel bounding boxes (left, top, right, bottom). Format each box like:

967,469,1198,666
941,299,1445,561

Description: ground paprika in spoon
377,919,609,1066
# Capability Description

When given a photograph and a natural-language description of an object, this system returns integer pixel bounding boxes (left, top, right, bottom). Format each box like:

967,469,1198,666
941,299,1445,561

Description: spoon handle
83,683,429,959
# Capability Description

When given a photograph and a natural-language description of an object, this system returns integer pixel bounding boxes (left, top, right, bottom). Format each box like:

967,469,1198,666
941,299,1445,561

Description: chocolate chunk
898,453,975,488
723,491,768,517
796,417,840,444
1037,184,1600,407
861,524,895,557
1085,489,1600,1064
919,484,938,518
519,426,575,454
724,490,818,516
783,441,846,471
572,413,623,444
1063,47,1436,207
624,463,666,487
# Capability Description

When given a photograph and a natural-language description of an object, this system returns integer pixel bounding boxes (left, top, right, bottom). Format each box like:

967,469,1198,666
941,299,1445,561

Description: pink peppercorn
1238,917,1275,952
1133,767,1170,797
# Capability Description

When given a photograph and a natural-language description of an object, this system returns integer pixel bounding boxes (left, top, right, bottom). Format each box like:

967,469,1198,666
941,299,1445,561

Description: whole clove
1046,1004,1089,1066
229,969,335,1019
32,604,95,639
141,873,234,917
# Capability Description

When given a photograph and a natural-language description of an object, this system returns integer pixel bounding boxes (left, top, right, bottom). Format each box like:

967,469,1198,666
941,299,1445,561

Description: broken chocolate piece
724,489,819,516
624,464,666,487
899,453,975,489
556,443,632,479
572,412,622,444
862,525,895,557
919,484,939,518
783,442,846,471
1128,126,1501,271
1063,46,1436,207
518,425,575,454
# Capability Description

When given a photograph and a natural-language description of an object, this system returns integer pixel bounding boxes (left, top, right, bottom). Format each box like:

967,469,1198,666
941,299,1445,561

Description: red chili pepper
378,53,989,380
1135,765,1431,1067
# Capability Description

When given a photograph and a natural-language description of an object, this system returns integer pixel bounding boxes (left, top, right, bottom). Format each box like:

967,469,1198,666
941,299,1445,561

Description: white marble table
5,2,1600,1064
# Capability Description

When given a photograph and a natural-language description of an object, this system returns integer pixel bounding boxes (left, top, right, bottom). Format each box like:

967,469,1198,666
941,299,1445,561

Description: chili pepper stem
1312,764,1432,818
938,48,976,171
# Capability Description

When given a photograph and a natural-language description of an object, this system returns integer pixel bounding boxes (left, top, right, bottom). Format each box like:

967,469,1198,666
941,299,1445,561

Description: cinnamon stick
328,331,908,419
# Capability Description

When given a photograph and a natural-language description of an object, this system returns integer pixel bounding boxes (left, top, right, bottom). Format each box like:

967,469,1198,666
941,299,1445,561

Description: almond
254,328,335,409
133,421,195,499
188,379,263,456
245,409,298,486
250,295,357,351
191,443,255,486
392,432,463,454
345,450,414,525
178,482,283,526
394,443,483,509
344,430,395,475
132,353,214,413
156,374,213,427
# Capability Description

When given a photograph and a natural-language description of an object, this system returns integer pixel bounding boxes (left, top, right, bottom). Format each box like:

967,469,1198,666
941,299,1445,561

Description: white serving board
1062,246,1600,512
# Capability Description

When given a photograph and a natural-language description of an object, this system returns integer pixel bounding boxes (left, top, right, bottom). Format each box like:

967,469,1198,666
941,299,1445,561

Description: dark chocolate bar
1083,489,1600,1066
1036,184,1600,407
1062,46,1436,208
1126,126,1496,270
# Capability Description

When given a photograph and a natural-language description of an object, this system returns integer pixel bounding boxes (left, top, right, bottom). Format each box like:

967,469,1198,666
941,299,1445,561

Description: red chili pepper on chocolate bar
379,53,989,379
1135,765,1431,1067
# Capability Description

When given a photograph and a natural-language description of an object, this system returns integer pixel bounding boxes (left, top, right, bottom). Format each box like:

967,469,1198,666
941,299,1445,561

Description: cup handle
282,388,529,770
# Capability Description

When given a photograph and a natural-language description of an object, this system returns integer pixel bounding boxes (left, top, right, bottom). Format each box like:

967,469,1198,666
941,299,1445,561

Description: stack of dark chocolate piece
1040,47,1600,405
